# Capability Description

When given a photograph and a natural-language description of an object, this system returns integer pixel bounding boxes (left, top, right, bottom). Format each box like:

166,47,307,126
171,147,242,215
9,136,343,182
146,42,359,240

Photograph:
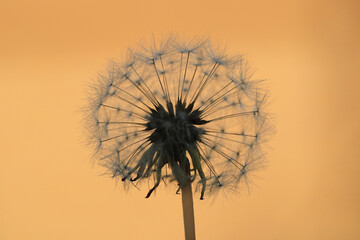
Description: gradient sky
1,0,360,239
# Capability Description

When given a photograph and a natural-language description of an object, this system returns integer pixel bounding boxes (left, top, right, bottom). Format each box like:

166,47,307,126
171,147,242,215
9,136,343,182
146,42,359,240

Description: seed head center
146,100,207,148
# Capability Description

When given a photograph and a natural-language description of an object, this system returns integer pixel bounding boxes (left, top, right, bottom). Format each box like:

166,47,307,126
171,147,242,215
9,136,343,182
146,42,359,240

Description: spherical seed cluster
84,36,273,199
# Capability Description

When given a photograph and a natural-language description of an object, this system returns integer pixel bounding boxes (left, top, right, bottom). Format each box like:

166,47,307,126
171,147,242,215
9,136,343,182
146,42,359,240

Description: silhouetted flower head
85,36,273,200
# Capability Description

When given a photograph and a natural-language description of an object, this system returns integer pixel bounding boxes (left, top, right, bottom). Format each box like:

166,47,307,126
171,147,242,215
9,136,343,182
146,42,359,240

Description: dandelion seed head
84,36,274,200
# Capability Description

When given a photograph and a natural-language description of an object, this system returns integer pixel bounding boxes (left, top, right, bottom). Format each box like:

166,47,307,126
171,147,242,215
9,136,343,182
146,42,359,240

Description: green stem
181,182,196,240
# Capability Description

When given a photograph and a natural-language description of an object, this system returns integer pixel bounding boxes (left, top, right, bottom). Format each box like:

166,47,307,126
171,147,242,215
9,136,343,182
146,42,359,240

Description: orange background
1,0,360,239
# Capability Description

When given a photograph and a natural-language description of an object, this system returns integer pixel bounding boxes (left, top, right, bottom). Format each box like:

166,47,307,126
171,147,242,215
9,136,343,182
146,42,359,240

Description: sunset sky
1,0,359,239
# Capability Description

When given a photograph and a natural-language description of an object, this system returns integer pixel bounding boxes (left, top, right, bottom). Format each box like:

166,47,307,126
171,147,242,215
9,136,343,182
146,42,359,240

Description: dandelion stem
181,182,196,240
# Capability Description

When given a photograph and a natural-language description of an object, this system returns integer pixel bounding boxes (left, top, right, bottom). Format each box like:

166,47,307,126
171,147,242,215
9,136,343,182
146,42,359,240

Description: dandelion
84,36,273,240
